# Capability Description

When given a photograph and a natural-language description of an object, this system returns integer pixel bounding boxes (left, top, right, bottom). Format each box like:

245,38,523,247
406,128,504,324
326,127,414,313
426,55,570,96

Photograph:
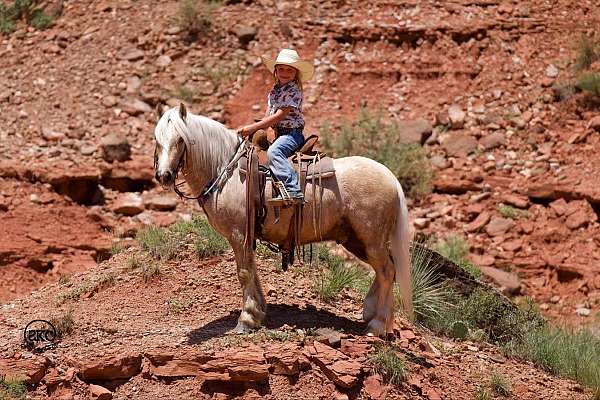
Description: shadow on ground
186,303,365,344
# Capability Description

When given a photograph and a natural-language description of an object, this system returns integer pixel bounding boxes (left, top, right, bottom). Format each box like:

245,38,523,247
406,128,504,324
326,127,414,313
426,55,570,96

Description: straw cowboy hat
262,49,315,83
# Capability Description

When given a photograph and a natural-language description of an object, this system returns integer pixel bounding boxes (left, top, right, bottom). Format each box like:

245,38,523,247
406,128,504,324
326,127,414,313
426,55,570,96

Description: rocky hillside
1,0,599,398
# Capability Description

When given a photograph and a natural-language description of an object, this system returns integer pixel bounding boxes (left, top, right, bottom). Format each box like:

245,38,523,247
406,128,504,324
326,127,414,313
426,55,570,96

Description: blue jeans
267,128,305,195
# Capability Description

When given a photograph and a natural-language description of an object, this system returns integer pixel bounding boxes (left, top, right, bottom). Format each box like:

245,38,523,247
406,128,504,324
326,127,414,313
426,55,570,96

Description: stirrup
268,181,292,205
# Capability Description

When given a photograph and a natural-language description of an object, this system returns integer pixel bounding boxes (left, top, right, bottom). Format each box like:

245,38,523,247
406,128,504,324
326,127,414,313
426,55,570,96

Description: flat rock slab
305,341,363,389
0,356,50,385
76,353,142,381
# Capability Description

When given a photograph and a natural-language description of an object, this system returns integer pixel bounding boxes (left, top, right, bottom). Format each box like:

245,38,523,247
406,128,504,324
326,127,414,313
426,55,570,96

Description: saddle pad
239,155,336,180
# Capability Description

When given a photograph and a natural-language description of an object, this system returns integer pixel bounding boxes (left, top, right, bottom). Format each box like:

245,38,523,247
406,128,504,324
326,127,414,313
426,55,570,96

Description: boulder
143,195,178,211
89,384,112,400
119,98,152,116
305,341,362,389
77,353,142,381
397,119,432,145
442,134,478,157
480,266,521,295
479,131,505,150
464,211,491,233
0,356,50,385
587,116,600,131
233,26,257,47
448,105,466,129
502,194,529,209
112,193,144,216
101,134,131,162
485,217,515,236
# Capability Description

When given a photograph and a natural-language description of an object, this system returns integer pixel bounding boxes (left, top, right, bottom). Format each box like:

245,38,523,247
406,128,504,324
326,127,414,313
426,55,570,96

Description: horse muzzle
155,170,175,188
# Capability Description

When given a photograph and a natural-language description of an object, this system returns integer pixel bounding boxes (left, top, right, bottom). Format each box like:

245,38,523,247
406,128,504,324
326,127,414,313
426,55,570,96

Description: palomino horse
153,104,412,336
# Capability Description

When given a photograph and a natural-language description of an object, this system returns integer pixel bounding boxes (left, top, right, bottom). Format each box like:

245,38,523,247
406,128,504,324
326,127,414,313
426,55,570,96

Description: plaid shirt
267,81,304,129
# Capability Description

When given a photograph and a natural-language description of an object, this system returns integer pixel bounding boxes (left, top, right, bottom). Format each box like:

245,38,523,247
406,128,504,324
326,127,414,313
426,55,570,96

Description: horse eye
177,137,184,145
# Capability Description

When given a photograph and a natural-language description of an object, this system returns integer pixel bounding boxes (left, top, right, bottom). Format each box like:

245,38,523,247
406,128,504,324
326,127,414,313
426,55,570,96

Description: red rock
111,193,144,216
498,2,513,13
364,374,387,399
89,384,112,400
0,356,50,385
501,239,523,252
315,327,343,348
400,329,416,341
566,210,589,230
442,134,478,157
464,211,491,233
426,388,443,400
433,177,480,194
549,198,568,216
340,339,371,362
197,347,269,383
587,116,600,131
470,254,495,266
309,341,362,389
502,194,529,209
265,343,307,375
78,353,142,381
485,217,515,236
480,266,521,295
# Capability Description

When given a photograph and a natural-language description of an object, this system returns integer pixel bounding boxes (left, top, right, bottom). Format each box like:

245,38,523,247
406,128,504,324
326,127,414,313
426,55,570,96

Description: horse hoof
362,308,376,323
229,322,253,335
365,319,386,337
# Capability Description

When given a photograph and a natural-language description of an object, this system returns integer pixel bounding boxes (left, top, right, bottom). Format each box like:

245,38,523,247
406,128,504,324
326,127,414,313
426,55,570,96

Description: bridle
154,135,248,204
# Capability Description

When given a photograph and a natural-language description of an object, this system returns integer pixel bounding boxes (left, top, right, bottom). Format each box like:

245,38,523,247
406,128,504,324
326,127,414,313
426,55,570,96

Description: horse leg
342,239,394,336
231,243,266,333
362,278,379,323
365,255,395,336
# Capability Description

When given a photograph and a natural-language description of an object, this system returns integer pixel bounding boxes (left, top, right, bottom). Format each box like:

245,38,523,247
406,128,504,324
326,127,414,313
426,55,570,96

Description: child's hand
237,125,254,137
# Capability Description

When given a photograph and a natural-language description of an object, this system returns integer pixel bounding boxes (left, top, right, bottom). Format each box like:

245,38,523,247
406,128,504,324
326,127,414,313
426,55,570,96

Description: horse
153,104,413,336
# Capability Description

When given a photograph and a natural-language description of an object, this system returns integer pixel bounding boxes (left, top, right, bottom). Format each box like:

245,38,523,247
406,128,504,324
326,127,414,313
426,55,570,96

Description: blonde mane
155,108,240,196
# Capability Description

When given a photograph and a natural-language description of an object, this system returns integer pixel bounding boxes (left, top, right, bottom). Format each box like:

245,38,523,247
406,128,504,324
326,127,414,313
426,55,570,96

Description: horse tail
391,180,413,320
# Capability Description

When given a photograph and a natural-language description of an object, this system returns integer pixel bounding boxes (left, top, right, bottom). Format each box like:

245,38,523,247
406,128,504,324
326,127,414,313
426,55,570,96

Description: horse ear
155,103,164,121
179,103,187,121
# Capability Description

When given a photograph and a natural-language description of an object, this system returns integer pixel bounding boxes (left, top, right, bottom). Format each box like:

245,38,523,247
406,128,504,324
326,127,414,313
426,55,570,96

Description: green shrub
314,260,360,300
402,242,452,324
29,8,53,29
474,386,491,400
575,34,600,71
320,108,433,199
369,343,407,385
0,4,16,34
455,290,543,343
576,72,600,98
435,235,481,279
498,204,528,220
50,309,74,338
174,0,214,40
173,85,194,103
490,372,512,396
505,327,600,397
141,262,161,282
0,375,26,399
167,296,192,314
552,81,576,101
136,226,177,260
190,217,229,258
0,0,55,34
